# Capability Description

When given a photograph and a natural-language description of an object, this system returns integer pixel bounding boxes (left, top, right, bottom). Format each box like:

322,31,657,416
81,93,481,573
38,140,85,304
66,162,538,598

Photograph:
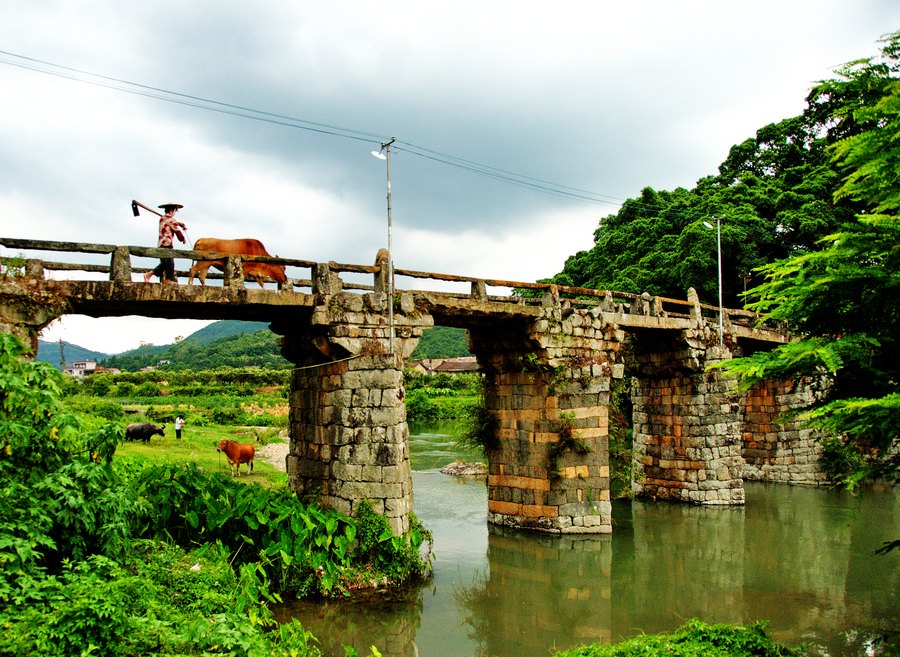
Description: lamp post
703,216,723,346
371,137,396,354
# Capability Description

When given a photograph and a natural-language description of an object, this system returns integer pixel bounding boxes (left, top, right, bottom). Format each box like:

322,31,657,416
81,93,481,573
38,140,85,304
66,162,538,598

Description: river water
280,421,899,657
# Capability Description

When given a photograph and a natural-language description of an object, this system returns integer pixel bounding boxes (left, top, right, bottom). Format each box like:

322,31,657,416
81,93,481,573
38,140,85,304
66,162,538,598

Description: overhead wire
0,49,714,222
0,50,380,143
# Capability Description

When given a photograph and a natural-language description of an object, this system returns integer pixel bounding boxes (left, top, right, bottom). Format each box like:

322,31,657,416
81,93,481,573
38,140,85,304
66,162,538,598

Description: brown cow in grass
188,238,287,288
217,439,256,477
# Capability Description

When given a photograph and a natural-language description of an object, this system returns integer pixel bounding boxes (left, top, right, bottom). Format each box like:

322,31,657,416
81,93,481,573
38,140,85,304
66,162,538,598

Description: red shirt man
144,203,187,283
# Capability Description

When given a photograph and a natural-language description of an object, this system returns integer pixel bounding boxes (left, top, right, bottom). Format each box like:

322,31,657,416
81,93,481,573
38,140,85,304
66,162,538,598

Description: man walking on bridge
143,203,187,284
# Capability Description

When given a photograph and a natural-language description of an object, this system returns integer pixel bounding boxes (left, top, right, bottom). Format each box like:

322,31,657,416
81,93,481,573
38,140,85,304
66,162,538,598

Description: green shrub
91,399,125,420
84,374,112,397
405,389,439,422
554,619,802,656
819,435,866,486
61,395,124,420
0,542,324,657
123,462,359,597
145,406,174,423
135,381,161,397
211,405,246,425
458,400,500,456
354,501,432,584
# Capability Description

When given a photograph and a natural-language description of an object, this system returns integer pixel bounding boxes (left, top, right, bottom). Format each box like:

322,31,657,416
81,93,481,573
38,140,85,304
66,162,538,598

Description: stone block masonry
631,336,826,503
741,378,826,485
281,287,433,536
631,368,745,505
630,332,747,505
469,301,627,533
287,353,414,535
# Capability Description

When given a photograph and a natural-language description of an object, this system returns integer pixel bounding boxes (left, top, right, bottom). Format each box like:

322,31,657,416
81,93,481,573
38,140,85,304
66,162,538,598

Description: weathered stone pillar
280,287,432,535
741,378,826,484
632,341,745,505
288,352,412,534
470,303,627,533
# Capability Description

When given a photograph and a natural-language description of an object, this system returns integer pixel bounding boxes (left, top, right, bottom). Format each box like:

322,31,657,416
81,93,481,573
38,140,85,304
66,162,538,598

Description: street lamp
371,137,396,354
703,217,723,346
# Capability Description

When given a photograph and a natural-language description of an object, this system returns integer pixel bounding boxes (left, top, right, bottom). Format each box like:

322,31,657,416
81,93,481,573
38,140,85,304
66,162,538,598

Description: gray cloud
1,0,897,351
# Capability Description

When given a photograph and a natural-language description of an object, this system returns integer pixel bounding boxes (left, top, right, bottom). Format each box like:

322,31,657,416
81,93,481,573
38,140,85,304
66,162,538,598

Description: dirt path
257,439,289,472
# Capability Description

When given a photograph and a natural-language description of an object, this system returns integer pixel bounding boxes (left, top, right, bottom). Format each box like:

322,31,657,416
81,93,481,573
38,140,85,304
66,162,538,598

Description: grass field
116,421,289,489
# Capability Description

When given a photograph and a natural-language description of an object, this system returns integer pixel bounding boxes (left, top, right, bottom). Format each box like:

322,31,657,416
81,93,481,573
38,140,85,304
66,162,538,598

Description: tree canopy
550,31,899,490
548,53,879,307
719,31,900,489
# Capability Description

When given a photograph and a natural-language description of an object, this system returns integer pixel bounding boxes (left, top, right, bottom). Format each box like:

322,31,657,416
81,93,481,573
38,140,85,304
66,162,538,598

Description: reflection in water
275,588,424,657
456,527,612,656
281,421,899,657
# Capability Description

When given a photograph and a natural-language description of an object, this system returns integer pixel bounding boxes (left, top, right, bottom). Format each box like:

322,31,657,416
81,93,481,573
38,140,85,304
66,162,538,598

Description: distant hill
36,340,110,370
100,320,281,371
37,320,471,372
180,320,270,346
410,325,471,359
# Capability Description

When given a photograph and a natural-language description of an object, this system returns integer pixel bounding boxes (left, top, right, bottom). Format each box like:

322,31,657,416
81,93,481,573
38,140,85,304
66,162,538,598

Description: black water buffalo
125,422,165,442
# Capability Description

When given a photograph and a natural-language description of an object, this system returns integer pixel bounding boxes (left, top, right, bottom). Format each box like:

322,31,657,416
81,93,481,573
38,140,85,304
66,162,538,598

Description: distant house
63,360,97,378
406,357,480,375
406,360,429,375
432,357,480,374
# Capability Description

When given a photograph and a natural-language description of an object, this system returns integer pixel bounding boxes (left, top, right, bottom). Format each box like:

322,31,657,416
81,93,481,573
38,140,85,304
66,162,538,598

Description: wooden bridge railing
0,237,759,329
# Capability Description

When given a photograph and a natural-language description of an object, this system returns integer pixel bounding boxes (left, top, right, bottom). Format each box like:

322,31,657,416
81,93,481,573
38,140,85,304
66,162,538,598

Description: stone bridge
0,238,822,534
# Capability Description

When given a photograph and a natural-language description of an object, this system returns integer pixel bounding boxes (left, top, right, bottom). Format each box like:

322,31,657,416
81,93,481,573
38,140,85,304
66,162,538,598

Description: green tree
718,32,900,491
0,332,128,583
411,325,472,359
549,57,872,307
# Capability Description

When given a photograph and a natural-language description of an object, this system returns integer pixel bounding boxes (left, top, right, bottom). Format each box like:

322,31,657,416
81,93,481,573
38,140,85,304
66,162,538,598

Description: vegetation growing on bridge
552,31,900,498
712,32,900,499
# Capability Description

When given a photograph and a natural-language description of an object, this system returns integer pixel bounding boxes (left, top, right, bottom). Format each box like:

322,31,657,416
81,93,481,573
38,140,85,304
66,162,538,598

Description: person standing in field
174,415,185,440
143,203,187,284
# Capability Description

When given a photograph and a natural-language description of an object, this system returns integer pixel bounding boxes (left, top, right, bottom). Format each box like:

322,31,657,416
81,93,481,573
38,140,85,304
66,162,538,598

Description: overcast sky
2,2,897,354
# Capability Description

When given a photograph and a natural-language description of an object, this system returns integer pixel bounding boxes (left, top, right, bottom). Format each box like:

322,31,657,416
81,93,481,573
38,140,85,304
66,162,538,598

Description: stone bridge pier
277,261,432,535
630,328,746,505
468,296,629,534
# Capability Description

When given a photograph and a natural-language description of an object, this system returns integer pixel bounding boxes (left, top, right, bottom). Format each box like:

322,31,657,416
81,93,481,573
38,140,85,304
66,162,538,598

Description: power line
0,49,710,220
0,50,381,144
0,50,634,206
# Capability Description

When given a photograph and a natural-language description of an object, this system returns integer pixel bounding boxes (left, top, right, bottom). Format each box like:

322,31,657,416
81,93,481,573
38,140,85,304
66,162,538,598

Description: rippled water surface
279,421,899,657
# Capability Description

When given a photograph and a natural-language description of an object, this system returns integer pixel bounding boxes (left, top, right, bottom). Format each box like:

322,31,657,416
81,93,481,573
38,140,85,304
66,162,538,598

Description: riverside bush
0,331,430,655
554,619,803,657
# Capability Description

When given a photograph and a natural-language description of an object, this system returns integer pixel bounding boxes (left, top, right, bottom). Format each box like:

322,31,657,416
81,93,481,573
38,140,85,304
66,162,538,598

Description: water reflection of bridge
274,471,898,657
2,237,820,537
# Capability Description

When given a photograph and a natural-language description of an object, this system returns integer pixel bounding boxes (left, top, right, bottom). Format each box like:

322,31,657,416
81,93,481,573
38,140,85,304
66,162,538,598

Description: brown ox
188,238,287,288
217,439,256,477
